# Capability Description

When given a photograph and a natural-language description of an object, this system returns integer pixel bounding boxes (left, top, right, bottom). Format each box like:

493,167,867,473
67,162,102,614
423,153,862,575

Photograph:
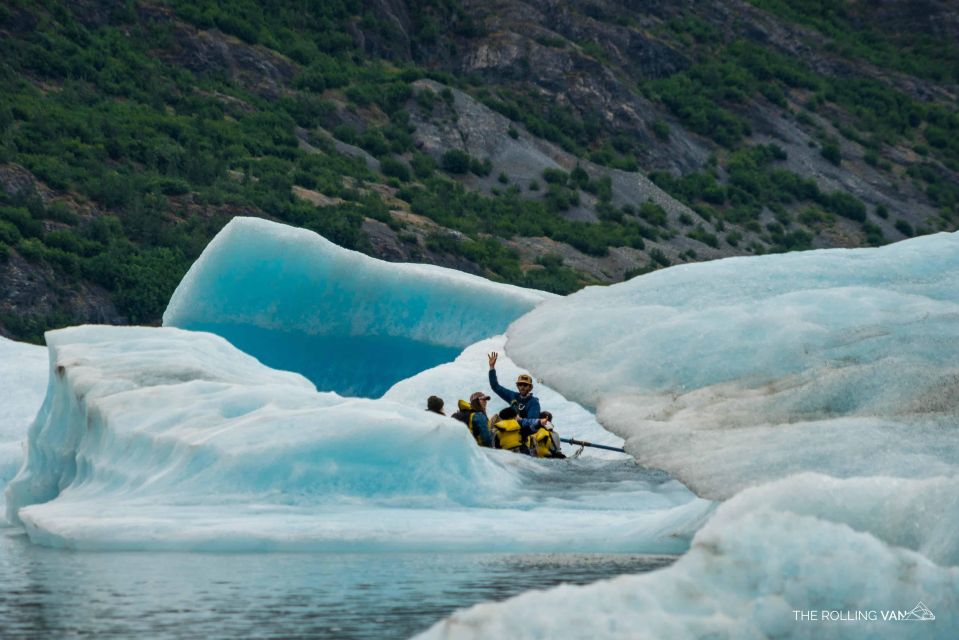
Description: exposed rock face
407,80,725,272
851,0,959,42
744,99,939,243
0,252,123,340
535,1,689,80
350,0,709,174
361,217,484,274
128,0,951,274
0,165,41,200
0,166,123,336
446,1,705,173
357,0,414,60
717,0,956,103
139,5,296,99
96,0,954,258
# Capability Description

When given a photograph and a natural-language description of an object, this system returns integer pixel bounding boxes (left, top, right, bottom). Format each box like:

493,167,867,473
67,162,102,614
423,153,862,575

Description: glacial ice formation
4,325,711,551
418,473,959,640
421,233,959,639
506,232,959,499
0,336,48,503
163,217,554,397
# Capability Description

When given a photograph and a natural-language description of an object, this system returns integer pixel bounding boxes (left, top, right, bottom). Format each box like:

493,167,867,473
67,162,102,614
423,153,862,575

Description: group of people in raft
425,352,566,459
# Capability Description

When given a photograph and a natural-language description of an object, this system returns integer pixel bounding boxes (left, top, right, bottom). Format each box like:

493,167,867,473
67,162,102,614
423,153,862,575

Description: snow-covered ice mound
163,217,553,397
439,233,959,639
4,326,711,551
383,336,627,459
0,336,48,503
507,232,959,499
417,474,959,640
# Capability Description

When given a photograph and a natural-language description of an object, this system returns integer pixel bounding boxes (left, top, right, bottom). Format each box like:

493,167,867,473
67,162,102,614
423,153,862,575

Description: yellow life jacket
530,426,555,458
455,399,485,446
493,418,525,451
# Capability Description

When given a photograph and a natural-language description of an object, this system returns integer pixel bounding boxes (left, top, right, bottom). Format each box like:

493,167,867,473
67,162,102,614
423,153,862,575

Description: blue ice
0,337,48,502
163,217,552,396
3,325,711,552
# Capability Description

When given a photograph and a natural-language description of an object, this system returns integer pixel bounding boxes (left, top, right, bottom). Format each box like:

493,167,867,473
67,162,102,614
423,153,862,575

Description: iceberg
0,336,48,504
506,232,959,499
4,325,712,551
420,232,959,639
417,474,959,640
163,217,554,397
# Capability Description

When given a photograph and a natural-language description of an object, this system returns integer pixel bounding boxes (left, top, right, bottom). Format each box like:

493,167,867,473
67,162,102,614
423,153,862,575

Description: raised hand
488,352,498,369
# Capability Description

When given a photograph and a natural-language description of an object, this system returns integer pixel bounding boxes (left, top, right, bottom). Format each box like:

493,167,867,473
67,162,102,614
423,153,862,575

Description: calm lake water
0,531,675,639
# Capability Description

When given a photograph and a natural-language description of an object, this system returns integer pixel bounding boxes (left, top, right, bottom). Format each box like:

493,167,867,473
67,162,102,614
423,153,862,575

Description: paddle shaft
559,437,626,453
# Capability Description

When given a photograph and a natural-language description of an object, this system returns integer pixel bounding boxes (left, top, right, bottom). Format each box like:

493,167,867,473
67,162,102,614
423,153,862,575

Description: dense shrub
380,157,411,182
820,140,841,166
895,219,914,236
441,149,471,174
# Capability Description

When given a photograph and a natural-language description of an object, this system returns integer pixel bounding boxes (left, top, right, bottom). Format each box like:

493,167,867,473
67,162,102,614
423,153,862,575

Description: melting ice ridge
0,337,47,496
2,326,709,552
419,232,959,639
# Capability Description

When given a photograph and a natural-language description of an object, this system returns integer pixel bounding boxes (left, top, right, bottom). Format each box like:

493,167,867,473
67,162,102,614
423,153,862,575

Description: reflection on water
0,532,674,639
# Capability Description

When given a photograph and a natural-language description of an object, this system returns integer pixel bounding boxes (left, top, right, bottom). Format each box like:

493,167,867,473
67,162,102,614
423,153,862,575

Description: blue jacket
470,412,493,448
489,369,541,420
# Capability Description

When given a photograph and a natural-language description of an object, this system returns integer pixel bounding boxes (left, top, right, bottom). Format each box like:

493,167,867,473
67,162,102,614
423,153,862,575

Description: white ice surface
506,232,959,499
383,336,627,458
0,336,48,506
417,474,959,640
420,234,959,639
4,326,711,551
163,217,553,397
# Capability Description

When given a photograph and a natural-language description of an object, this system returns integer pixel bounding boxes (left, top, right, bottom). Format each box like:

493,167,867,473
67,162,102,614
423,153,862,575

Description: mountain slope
0,0,956,340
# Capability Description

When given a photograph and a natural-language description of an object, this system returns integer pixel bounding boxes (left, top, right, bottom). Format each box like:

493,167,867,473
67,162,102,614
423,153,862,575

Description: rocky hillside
0,0,957,341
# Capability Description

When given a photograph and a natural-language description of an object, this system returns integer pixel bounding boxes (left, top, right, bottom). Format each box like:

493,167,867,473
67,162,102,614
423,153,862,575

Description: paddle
559,437,626,453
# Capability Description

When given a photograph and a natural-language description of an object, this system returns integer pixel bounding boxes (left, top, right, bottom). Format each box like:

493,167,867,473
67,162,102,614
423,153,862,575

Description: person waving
487,352,541,420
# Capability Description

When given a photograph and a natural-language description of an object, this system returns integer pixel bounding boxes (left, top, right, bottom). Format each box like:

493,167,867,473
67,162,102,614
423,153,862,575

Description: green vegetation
650,143,874,251
643,15,959,245
424,231,587,294
643,40,822,147
402,177,652,260
820,140,841,166
748,0,959,83
441,149,472,174
650,120,670,141
657,35,950,156
0,0,954,341
646,30,959,210
477,88,639,171
0,1,408,338
440,149,491,177
895,219,914,237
